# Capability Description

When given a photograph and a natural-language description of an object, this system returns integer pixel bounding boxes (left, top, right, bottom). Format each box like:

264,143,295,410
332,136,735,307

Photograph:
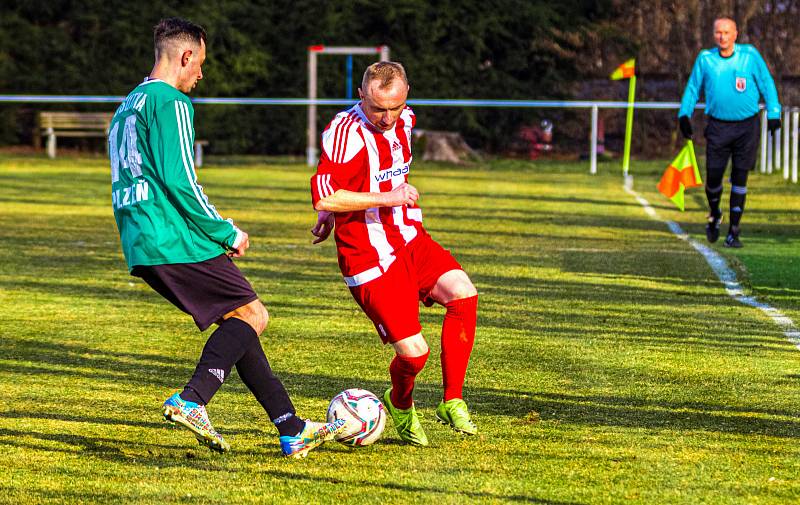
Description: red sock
389,351,430,409
441,295,477,401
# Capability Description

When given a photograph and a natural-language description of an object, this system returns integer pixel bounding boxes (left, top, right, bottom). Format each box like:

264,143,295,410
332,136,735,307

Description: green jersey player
109,17,343,458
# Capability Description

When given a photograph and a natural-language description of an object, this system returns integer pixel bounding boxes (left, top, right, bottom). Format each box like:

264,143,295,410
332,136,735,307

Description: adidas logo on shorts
209,368,225,383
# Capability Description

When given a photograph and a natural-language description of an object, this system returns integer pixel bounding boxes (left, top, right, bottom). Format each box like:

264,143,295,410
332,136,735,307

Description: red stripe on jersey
340,115,354,164
332,116,347,164
336,113,358,163
395,116,411,164
371,128,407,253
371,129,394,171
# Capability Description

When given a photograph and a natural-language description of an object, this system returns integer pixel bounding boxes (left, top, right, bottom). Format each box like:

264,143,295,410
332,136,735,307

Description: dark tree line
0,0,795,155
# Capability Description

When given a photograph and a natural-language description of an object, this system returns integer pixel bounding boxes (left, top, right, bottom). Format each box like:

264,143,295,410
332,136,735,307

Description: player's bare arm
314,183,418,212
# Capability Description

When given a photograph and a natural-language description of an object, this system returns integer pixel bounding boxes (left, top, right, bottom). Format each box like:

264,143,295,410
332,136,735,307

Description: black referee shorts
704,114,760,181
132,254,259,331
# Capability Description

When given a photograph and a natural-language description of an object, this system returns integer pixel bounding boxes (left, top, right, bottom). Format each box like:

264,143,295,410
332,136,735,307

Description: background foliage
0,0,797,155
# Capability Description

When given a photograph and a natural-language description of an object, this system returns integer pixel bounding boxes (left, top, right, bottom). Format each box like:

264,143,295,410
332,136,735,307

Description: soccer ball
326,388,386,447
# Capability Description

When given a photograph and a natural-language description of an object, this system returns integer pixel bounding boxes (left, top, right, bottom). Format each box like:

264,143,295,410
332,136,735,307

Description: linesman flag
657,140,703,211
610,59,635,80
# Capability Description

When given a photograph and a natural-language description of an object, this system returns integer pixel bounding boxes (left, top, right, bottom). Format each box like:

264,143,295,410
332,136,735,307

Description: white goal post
307,45,390,166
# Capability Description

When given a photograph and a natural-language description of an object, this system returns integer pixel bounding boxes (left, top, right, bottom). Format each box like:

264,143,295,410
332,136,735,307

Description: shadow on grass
261,469,578,504
2,336,799,439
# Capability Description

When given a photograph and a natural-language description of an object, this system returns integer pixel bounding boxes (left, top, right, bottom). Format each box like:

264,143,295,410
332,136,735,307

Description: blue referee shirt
679,43,781,120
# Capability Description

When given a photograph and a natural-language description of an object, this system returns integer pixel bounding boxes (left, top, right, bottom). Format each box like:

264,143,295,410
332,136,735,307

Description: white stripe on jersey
178,103,223,220
343,265,383,287
316,174,334,198
357,130,397,269
174,102,222,221
324,174,334,195
315,175,326,198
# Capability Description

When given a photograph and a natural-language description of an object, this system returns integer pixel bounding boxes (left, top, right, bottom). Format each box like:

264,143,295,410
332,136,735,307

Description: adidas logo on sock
209,368,225,383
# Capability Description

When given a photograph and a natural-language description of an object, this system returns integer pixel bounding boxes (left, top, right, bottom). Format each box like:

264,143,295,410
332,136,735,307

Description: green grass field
1,153,799,504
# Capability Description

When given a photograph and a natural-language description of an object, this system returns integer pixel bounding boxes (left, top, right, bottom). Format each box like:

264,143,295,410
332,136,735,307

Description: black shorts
132,254,259,331
704,114,760,174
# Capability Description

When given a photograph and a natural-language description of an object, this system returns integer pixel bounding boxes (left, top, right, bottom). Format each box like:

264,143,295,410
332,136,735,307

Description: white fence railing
0,95,796,181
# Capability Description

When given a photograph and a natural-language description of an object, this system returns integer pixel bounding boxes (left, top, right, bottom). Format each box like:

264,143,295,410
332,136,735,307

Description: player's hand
384,183,419,207
679,116,693,139
229,231,250,258
311,211,334,244
768,118,781,133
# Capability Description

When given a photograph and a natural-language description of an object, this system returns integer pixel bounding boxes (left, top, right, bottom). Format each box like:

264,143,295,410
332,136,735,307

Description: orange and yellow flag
657,141,702,211
610,59,635,80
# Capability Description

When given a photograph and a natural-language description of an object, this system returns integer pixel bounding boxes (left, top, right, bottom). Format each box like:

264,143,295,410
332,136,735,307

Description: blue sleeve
752,49,781,119
679,55,704,118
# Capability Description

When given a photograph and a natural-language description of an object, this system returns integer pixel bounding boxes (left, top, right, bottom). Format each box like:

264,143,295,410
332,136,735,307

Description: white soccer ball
326,388,386,447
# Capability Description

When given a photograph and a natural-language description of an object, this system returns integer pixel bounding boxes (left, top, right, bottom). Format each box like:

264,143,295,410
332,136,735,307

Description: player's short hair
154,18,206,58
361,62,408,92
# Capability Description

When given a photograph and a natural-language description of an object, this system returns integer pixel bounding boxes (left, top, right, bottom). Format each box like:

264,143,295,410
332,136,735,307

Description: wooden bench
39,112,113,158
39,111,210,165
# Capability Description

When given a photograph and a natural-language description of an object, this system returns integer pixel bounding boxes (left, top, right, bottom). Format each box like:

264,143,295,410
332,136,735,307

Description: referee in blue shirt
678,17,781,248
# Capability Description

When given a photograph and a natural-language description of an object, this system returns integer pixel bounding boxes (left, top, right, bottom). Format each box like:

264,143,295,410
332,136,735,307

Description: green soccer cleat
162,392,231,453
435,398,478,435
382,388,429,447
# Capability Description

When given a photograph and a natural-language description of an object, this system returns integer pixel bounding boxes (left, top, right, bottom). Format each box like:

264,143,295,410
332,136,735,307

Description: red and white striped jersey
310,103,426,287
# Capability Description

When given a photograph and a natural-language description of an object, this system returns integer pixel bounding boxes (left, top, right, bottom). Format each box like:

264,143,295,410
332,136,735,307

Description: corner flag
610,59,635,80
657,140,702,211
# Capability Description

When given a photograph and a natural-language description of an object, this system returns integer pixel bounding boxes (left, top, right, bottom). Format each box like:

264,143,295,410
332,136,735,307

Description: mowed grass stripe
0,155,798,504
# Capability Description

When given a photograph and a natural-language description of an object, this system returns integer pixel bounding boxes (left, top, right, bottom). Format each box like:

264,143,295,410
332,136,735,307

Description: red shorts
348,234,462,344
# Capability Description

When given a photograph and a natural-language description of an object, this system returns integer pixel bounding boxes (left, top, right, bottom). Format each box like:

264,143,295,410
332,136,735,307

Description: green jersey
109,79,242,270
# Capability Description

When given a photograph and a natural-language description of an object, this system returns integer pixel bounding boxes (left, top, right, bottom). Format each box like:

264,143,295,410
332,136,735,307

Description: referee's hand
678,116,693,140
768,118,781,133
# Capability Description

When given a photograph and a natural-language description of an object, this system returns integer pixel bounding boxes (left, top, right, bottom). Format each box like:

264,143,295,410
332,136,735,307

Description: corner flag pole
622,74,636,176
610,58,636,177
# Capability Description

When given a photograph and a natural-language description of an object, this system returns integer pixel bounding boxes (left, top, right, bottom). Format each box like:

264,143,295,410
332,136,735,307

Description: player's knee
393,333,429,357
231,300,268,335
253,302,269,335
450,278,478,301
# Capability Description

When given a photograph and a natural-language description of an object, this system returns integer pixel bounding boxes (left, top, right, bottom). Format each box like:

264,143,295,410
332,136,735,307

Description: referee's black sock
235,340,304,437
705,183,723,219
729,170,749,230
730,185,747,228
182,317,253,405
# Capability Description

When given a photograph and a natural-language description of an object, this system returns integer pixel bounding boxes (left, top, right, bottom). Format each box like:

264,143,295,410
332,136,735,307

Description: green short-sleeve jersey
109,79,242,270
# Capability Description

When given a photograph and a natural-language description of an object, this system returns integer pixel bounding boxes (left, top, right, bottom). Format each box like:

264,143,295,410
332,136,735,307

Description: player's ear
357,88,364,100
181,49,193,67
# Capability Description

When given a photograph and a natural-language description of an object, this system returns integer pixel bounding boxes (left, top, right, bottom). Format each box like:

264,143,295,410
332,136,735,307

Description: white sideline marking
623,184,800,350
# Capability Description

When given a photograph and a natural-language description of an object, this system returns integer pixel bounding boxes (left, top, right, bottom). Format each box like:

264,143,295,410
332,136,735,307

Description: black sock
706,184,723,218
729,170,749,229
234,339,304,437
184,317,254,405
179,387,204,405
730,186,746,228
